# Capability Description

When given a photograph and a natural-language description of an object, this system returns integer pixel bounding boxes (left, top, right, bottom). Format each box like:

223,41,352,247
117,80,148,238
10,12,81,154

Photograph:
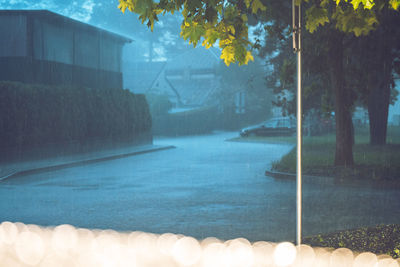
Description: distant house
123,61,169,94
0,10,131,89
124,47,221,111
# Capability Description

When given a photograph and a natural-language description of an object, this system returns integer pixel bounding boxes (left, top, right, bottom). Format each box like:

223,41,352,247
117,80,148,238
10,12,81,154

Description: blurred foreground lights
15,231,45,265
172,236,202,266
273,242,297,266
0,221,399,267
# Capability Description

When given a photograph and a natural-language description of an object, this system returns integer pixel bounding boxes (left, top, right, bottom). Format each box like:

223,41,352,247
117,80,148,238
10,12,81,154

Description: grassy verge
233,128,400,258
303,224,400,259
265,126,400,181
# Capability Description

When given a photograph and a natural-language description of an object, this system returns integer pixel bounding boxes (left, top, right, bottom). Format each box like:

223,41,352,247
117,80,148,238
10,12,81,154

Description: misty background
1,0,399,136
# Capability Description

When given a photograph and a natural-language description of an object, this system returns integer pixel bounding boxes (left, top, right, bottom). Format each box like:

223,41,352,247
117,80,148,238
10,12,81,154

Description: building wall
0,57,122,89
33,19,74,64
99,34,122,72
0,15,27,57
0,12,126,89
32,18,123,73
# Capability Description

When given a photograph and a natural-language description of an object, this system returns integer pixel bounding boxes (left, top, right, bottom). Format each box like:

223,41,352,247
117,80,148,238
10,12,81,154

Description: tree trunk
368,83,390,145
328,32,354,167
366,28,392,146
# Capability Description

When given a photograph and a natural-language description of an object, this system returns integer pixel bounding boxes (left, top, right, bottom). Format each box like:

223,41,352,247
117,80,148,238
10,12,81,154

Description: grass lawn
232,126,400,181
232,126,400,258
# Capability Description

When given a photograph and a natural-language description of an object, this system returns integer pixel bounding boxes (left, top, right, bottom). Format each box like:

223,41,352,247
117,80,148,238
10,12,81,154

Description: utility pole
292,0,302,246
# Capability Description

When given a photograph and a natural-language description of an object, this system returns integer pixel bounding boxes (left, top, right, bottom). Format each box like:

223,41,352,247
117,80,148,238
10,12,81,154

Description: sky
0,0,96,22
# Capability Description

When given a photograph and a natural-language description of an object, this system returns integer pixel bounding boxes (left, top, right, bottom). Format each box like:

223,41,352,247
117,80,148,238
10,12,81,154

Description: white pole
293,0,302,246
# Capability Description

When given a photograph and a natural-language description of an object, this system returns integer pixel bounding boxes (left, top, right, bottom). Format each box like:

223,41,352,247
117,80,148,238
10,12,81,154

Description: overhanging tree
117,0,400,166
348,8,400,145
261,1,399,148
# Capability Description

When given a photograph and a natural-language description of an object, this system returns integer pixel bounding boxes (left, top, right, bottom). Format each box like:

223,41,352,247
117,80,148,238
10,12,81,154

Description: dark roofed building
0,10,131,89
124,47,220,110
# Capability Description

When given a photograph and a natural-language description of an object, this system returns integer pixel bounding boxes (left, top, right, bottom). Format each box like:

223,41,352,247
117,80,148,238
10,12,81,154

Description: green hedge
152,105,271,136
0,81,151,149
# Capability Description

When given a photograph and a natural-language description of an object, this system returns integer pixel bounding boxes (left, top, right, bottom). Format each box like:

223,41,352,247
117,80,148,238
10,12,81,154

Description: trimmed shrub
0,81,151,150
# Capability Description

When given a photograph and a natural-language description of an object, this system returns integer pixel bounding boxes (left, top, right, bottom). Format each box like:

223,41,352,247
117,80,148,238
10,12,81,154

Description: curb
0,145,176,182
265,168,400,189
265,169,337,185
265,169,298,179
265,169,327,180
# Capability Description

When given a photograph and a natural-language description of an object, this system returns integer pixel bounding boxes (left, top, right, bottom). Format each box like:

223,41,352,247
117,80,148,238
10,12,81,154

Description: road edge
0,145,176,182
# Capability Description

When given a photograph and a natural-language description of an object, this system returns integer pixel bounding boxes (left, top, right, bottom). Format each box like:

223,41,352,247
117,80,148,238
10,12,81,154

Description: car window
277,119,289,128
265,120,277,127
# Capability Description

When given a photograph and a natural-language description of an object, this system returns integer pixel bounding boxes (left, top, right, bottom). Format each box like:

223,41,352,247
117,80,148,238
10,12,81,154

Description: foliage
152,106,218,135
118,0,399,66
145,93,173,117
257,0,399,153
152,103,271,136
118,0,265,66
0,82,151,149
303,224,400,259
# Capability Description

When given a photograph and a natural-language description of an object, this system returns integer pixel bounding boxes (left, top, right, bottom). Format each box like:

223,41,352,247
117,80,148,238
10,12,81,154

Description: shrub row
151,104,271,136
0,81,151,149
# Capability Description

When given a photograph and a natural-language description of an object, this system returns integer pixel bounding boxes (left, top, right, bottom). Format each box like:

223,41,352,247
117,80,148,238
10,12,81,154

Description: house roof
0,9,132,43
165,47,220,71
123,47,222,106
123,61,167,93
164,47,221,106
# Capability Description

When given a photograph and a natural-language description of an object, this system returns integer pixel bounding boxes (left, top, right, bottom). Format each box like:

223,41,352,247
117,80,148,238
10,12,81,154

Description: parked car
240,117,296,137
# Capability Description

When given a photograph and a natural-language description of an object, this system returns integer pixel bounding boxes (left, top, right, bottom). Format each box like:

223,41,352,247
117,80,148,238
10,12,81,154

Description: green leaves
335,0,399,10
202,28,219,49
335,0,375,9
220,42,254,66
350,0,375,9
390,0,400,10
117,0,399,66
333,6,378,36
118,0,162,31
221,46,235,66
117,0,256,66
305,6,330,33
251,0,267,14
244,0,267,13
180,21,205,46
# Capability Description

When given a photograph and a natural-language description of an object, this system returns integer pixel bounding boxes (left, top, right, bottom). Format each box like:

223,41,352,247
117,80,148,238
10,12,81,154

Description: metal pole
292,0,302,246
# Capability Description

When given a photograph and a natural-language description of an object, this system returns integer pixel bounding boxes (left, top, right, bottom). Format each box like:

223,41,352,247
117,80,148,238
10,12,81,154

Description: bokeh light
353,252,378,267
0,222,398,267
51,224,78,255
273,241,297,266
15,230,45,265
330,248,354,267
172,236,202,266
0,221,18,245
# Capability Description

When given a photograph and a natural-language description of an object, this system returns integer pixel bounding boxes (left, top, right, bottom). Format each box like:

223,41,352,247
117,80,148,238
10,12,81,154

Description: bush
0,81,151,150
145,93,173,117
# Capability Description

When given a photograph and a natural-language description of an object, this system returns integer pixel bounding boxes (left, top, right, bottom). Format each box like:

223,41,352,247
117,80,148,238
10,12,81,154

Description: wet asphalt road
0,132,399,242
